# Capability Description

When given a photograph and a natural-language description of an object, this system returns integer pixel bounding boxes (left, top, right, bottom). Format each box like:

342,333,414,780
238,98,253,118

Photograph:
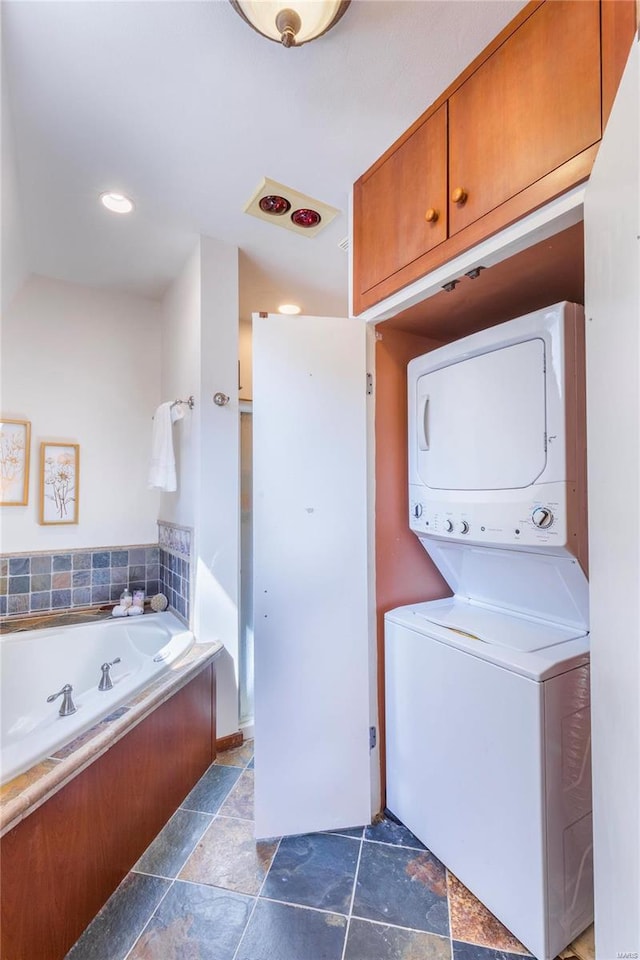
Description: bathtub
1,610,220,960
0,611,194,785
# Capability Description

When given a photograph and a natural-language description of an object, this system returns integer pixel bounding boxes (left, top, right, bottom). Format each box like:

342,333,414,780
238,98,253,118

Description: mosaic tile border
158,521,192,624
0,545,159,618
157,521,192,560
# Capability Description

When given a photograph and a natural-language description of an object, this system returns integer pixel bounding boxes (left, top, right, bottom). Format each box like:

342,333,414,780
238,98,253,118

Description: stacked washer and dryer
385,302,593,960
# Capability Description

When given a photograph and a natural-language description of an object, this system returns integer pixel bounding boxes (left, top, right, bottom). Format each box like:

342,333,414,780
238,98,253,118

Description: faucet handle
100,657,121,671
47,683,73,703
46,684,76,716
98,658,121,691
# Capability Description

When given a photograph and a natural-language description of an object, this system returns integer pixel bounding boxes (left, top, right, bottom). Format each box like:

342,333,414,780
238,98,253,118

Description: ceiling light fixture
100,192,134,214
278,304,301,315
244,177,339,237
230,1,350,48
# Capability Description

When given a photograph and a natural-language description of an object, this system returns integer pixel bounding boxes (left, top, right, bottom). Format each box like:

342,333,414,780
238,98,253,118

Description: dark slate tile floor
262,832,360,913
66,739,560,960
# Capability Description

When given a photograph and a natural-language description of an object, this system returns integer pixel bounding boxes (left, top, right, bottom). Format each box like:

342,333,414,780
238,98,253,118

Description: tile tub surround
158,520,192,622
69,739,599,960
0,545,160,618
159,548,190,622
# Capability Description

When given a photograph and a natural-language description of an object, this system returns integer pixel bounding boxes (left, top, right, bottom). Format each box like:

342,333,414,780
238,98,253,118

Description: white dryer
385,302,593,960
407,300,587,565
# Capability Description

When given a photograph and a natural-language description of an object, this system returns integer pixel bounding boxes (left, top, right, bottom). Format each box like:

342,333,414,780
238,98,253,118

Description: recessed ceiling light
278,304,301,315
100,192,134,214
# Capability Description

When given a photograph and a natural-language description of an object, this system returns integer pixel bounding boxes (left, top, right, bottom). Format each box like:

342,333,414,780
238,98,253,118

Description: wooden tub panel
0,662,216,960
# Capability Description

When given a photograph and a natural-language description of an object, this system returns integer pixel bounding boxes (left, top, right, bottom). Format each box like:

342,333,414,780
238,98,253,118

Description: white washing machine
385,303,593,960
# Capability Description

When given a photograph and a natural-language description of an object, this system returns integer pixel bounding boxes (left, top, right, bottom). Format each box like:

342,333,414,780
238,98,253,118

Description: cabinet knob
425,208,439,224
451,187,468,205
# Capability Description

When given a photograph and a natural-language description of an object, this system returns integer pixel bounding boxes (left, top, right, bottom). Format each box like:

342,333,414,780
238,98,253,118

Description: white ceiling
2,0,526,320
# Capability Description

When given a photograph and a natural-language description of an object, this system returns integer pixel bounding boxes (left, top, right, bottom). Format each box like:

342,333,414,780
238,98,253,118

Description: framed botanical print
39,442,79,525
0,419,31,506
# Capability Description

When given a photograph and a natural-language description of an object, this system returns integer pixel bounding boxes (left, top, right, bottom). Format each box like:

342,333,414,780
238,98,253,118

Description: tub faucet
98,658,121,691
46,684,77,717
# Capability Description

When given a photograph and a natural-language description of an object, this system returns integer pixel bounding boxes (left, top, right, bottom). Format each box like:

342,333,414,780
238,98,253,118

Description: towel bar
171,396,195,410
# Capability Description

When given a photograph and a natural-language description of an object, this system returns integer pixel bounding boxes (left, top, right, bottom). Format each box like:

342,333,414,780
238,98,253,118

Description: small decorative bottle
120,588,133,610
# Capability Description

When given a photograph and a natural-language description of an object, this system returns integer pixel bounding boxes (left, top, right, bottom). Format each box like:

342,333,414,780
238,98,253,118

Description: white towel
148,402,184,492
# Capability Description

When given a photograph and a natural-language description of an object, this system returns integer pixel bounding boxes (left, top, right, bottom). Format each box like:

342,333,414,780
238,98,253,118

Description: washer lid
385,597,589,680
419,540,589,632
410,597,584,651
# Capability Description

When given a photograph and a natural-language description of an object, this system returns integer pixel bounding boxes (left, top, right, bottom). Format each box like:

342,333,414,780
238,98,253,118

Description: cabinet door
584,40,640,959
252,313,373,840
354,104,447,297
449,1,601,235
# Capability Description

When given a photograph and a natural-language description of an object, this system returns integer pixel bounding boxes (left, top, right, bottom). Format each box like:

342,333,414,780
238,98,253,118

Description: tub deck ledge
0,638,223,836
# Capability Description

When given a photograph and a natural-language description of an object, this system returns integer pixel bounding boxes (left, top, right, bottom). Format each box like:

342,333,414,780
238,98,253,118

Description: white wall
585,41,640,959
159,245,201,528
197,236,240,739
160,236,240,739
239,318,252,401
0,274,161,552
1,52,28,313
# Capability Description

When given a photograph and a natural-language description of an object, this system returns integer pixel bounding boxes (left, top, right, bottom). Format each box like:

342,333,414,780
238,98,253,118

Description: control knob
459,521,469,534
413,503,423,519
443,519,454,533
532,507,554,529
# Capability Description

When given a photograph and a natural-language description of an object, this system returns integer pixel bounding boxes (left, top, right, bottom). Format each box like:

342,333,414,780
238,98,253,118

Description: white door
583,41,640,959
239,408,254,730
252,313,372,839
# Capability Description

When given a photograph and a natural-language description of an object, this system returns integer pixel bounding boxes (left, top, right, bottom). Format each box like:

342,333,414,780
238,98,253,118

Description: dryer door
415,338,547,490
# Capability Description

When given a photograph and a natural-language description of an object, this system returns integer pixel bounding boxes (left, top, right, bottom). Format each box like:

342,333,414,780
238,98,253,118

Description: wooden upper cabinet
352,0,635,316
601,0,638,126
354,104,447,296
448,1,602,235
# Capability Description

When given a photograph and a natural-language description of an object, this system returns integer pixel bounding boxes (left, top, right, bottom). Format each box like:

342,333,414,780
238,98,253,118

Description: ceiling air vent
244,177,340,238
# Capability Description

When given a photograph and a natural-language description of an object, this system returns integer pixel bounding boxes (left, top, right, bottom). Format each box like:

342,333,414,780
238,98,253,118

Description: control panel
409,483,568,549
